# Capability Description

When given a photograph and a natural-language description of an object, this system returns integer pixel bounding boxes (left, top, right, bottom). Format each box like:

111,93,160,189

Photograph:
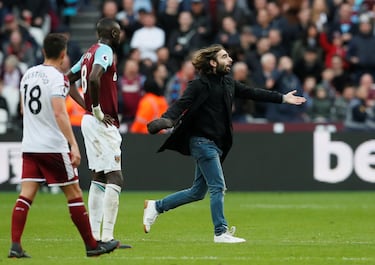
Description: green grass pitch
1,191,375,264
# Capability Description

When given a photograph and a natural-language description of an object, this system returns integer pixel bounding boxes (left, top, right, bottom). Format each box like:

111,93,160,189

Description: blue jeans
155,136,228,235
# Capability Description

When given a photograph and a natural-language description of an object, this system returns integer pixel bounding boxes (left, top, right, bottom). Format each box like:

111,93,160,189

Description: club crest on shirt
114,155,121,163
113,72,117,82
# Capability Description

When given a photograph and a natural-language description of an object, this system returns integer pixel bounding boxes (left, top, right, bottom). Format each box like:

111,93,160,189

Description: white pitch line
42,255,375,261
240,204,375,209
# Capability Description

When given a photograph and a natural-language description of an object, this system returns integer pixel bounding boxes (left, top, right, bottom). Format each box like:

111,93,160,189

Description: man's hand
283,90,307,105
70,144,81,168
92,104,114,126
147,118,173,134
102,114,115,126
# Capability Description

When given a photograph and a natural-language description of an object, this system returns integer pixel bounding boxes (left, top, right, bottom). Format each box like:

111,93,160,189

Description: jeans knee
208,186,226,196
189,188,207,201
194,192,206,201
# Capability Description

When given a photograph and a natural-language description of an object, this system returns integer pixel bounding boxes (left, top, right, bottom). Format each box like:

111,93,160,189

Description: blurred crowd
1,0,375,135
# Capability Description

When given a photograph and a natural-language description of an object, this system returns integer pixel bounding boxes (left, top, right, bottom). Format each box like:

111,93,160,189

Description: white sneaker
143,200,159,233
214,226,246,243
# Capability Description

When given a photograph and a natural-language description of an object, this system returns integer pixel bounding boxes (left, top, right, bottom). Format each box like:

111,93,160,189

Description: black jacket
158,74,283,161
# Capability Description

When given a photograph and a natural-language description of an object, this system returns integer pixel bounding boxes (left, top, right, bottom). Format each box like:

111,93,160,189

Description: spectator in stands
252,8,273,39
130,64,169,134
293,46,324,84
0,83,9,113
319,29,348,69
130,10,165,63
126,47,141,63
0,54,23,128
292,7,312,43
18,0,50,33
301,76,317,120
328,2,356,46
20,10,45,48
252,52,278,90
1,55,23,90
250,0,267,12
318,67,336,100
190,0,213,47
167,11,201,73
331,55,351,95
251,52,279,119
45,0,61,32
266,1,288,30
309,85,332,122
116,0,142,41
126,47,153,76
310,0,330,32
346,13,375,83
331,84,355,122
291,23,324,64
0,2,10,29
216,0,253,31
214,16,241,56
344,84,375,131
358,73,375,107
266,56,305,122
231,61,255,123
155,46,174,77
268,28,287,60
233,26,257,62
145,62,169,96
0,83,9,134
157,0,180,42
267,1,298,51
244,36,271,76
0,14,40,58
165,59,195,105
2,29,36,71
119,59,145,123
101,0,119,20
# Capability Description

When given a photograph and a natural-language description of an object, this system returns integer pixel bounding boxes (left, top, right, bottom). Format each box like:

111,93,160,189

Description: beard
216,63,231,75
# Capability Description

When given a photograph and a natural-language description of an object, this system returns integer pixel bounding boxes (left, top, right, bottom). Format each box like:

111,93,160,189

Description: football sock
102,184,121,242
88,181,105,241
11,196,32,244
68,197,97,249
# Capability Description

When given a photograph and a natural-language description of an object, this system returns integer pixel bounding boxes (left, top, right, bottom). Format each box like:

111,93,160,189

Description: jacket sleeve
234,80,283,103
162,80,200,121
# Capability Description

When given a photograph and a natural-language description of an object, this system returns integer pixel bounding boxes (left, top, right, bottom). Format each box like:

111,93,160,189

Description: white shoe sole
143,200,151,233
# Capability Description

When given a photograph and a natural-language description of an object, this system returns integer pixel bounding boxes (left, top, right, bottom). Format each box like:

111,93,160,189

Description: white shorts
81,115,122,173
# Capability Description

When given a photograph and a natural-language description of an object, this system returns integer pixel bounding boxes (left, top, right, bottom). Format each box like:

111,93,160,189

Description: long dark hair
191,44,224,75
